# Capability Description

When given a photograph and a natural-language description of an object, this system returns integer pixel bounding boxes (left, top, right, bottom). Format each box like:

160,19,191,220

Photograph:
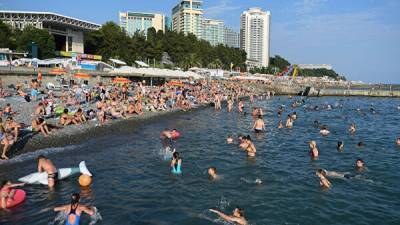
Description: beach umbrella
112,77,131,84
167,81,184,87
49,68,66,75
74,72,91,79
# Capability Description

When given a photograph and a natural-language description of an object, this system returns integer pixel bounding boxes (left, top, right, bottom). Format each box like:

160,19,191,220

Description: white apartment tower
240,8,271,68
172,0,203,37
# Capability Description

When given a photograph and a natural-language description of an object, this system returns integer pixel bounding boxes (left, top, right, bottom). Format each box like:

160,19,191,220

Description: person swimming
285,115,293,129
309,140,319,159
349,123,356,134
337,141,344,151
227,135,234,144
208,167,218,180
396,137,400,146
355,159,366,171
209,207,248,225
357,141,364,148
319,125,330,136
54,193,94,225
316,169,331,189
171,152,182,174
277,120,283,129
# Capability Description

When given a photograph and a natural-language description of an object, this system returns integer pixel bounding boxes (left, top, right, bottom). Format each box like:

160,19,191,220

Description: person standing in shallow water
309,140,319,160
238,100,244,113
252,115,265,133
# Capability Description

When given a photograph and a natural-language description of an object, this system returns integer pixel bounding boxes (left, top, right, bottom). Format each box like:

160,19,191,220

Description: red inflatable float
171,130,181,140
5,189,26,208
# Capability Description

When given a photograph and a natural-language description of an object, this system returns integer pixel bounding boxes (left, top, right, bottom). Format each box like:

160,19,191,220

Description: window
68,36,73,52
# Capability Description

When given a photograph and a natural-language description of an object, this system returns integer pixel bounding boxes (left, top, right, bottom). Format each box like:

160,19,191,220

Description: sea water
0,96,399,225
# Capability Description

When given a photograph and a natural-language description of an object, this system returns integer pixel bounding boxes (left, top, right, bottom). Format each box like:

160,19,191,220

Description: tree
0,21,16,49
16,26,55,59
270,55,290,70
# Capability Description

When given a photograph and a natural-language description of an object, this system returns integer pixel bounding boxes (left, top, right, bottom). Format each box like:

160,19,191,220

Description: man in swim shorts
252,115,265,133
37,155,58,188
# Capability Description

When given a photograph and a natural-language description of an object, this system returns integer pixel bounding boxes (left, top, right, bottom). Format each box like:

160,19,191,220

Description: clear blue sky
1,0,399,83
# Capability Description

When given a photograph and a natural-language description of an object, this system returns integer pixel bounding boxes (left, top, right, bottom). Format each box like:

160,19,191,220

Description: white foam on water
89,207,102,225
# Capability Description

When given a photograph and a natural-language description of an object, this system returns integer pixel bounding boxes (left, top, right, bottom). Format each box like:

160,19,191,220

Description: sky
1,0,399,83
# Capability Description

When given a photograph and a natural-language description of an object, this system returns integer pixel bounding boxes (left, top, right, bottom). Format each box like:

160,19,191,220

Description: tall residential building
172,0,203,37
119,12,166,37
240,7,271,68
201,19,224,46
165,17,172,31
223,27,240,48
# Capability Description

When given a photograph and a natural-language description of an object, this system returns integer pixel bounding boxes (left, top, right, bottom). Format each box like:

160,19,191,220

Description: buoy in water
79,175,92,186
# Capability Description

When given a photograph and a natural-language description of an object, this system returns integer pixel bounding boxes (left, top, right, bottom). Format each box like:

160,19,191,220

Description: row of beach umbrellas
48,68,131,84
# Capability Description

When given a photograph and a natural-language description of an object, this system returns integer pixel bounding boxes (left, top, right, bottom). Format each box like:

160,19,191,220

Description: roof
0,10,100,30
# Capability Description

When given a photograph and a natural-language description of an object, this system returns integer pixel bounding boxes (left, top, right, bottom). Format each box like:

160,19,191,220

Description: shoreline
10,104,209,158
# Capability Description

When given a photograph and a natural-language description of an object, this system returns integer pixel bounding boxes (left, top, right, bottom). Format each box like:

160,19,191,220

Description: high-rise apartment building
223,27,240,48
240,8,271,68
201,19,224,46
171,0,203,37
119,12,166,37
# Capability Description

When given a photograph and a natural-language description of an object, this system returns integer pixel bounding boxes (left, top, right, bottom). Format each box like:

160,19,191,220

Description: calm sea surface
1,96,399,225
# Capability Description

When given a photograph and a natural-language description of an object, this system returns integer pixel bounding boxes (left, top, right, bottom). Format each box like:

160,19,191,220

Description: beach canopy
112,77,131,84
74,72,91,79
49,68,66,75
167,81,184,87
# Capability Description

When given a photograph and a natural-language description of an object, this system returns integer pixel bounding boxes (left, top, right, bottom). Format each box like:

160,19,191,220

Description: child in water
171,152,182,174
316,169,331,189
1,180,25,209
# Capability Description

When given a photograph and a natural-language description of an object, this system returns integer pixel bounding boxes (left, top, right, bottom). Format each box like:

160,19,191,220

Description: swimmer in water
285,115,293,129
252,115,265,133
314,120,320,128
316,169,331,189
209,207,248,225
319,125,330,136
355,159,365,171
396,137,400,146
54,193,94,225
357,141,364,148
171,152,182,174
337,141,344,151
208,167,218,180
291,112,297,120
238,135,248,150
349,123,356,134
309,140,319,159
277,120,283,129
227,135,234,144
238,100,244,113
244,135,256,157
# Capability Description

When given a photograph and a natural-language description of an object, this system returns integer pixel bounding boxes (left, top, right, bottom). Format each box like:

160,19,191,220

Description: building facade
119,12,166,37
0,11,100,54
172,0,203,37
240,8,271,68
223,27,240,48
200,19,224,46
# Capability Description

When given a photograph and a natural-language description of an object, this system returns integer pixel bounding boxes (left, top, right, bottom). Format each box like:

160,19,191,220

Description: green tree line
0,20,55,59
84,22,247,71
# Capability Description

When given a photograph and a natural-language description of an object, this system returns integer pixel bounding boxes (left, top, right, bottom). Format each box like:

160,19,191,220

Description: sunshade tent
49,68,66,75
112,77,132,84
74,72,91,79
